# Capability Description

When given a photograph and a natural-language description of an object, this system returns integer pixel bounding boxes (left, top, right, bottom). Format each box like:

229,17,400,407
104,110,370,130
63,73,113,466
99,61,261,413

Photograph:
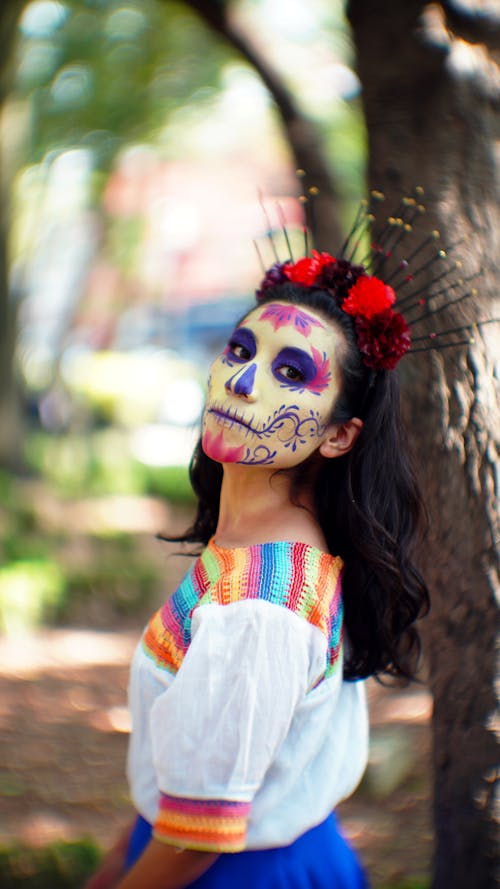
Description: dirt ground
0,621,433,889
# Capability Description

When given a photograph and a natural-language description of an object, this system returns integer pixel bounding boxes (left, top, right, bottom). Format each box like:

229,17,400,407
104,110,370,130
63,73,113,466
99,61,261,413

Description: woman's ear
319,418,363,459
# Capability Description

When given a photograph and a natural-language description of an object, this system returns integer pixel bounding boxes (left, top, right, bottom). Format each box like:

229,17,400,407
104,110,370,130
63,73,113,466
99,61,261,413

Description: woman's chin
202,427,246,464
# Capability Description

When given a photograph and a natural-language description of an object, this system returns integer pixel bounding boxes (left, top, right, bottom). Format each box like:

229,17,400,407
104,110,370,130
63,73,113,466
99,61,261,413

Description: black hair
164,281,429,682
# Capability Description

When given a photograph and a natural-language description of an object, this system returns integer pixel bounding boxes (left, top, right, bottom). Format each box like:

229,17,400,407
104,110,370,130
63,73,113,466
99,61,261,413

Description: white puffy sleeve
149,599,327,852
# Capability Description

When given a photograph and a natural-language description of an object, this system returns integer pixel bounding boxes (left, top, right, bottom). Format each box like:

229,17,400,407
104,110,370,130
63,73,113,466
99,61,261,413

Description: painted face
202,301,343,467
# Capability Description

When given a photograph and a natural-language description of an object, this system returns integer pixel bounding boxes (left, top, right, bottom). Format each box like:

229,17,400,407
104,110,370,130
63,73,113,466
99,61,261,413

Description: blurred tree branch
441,0,500,49
179,0,343,248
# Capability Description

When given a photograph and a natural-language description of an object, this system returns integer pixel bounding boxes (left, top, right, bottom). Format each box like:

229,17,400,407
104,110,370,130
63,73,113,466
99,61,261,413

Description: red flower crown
256,250,411,371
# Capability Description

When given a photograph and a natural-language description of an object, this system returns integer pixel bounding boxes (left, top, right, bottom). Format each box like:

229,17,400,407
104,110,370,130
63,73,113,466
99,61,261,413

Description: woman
85,249,429,889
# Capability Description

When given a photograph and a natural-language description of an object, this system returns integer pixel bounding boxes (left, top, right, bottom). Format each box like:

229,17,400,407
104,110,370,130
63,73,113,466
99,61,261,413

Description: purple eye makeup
221,328,332,396
224,327,256,364
272,348,317,385
272,347,332,395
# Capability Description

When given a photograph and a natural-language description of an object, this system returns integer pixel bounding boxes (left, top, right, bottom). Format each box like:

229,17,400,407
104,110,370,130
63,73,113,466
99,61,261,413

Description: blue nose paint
226,363,257,395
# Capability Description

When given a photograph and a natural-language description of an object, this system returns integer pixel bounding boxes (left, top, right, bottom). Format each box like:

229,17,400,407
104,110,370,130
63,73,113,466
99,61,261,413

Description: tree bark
181,0,343,249
348,1,499,886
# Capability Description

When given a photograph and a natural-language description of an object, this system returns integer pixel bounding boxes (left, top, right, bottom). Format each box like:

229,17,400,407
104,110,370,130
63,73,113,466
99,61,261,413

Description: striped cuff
153,793,251,853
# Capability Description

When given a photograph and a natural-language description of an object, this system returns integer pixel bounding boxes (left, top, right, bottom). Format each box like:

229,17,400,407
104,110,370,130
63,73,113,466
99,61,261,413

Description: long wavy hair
164,281,430,681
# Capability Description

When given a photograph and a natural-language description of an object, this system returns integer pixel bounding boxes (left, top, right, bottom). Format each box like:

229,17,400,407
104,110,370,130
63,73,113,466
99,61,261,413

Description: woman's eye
229,342,251,361
276,365,304,382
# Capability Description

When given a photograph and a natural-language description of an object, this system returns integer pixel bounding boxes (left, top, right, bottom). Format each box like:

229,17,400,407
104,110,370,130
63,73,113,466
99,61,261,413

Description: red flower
342,275,395,319
355,310,411,370
284,250,336,286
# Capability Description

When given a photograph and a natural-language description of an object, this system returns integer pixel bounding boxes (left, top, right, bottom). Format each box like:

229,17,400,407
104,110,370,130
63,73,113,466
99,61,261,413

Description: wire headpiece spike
253,239,266,274
402,273,478,315
340,199,369,257
297,193,309,255
374,202,427,273
275,202,294,262
303,224,309,257
307,186,319,248
396,261,462,308
258,189,280,263
253,182,497,371
410,338,476,354
369,205,407,256
408,288,479,326
408,317,499,355
392,235,469,298
346,214,375,264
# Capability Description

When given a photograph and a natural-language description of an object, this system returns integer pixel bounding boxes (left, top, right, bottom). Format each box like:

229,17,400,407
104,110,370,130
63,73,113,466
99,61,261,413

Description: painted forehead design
255,303,325,338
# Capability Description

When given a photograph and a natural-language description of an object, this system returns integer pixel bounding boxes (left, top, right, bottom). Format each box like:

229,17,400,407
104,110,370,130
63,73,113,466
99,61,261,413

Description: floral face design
202,302,343,467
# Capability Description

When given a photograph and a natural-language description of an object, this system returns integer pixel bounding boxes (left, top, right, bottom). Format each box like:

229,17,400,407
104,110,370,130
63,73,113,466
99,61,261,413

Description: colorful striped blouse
127,539,368,854
143,538,344,680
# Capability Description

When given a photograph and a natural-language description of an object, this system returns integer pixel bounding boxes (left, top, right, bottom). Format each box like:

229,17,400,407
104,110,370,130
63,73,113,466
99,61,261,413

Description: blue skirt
125,813,369,888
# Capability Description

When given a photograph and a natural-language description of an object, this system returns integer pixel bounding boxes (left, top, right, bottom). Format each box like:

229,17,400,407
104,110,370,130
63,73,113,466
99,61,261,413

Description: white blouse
127,539,368,852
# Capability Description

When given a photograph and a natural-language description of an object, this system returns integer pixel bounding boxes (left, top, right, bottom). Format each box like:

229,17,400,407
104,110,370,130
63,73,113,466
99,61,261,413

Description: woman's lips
208,407,256,433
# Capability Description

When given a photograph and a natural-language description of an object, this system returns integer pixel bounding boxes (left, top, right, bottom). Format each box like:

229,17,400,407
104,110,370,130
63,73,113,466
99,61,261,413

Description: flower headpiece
257,251,409,370
254,187,497,372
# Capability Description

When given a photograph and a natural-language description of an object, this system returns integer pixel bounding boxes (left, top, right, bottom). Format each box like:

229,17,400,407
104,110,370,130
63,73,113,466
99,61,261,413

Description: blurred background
1,0,367,637
0,1,441,887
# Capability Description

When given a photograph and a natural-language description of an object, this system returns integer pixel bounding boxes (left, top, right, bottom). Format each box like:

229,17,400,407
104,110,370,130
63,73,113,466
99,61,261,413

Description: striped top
143,538,344,679
127,539,368,855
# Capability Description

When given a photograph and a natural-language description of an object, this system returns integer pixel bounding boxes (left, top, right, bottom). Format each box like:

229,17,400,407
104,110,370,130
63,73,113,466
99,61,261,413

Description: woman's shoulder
199,536,343,618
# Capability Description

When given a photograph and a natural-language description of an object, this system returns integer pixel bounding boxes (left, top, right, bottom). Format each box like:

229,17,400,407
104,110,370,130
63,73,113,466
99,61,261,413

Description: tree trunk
348,1,499,886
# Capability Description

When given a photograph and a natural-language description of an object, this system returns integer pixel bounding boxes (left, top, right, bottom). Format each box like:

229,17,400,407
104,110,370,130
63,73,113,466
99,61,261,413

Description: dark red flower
316,259,366,301
355,310,411,370
256,262,290,301
283,250,336,286
343,275,395,319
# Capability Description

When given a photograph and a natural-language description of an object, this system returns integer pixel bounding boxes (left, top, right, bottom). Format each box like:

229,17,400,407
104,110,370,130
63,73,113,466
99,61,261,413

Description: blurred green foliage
24,430,147,497
0,840,100,889
15,0,236,172
144,464,194,503
0,838,430,889
24,430,195,501
0,559,65,633
0,437,194,633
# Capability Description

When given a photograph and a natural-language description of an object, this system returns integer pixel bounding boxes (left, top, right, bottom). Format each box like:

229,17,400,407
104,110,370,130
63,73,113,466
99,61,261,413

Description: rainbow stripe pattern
143,538,344,679
154,793,251,852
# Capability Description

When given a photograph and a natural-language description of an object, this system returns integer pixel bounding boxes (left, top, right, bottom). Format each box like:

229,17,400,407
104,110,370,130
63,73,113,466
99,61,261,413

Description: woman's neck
215,464,324,549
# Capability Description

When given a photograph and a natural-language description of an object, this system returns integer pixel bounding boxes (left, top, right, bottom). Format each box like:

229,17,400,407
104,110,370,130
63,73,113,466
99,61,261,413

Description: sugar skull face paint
202,302,344,467
258,303,325,338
